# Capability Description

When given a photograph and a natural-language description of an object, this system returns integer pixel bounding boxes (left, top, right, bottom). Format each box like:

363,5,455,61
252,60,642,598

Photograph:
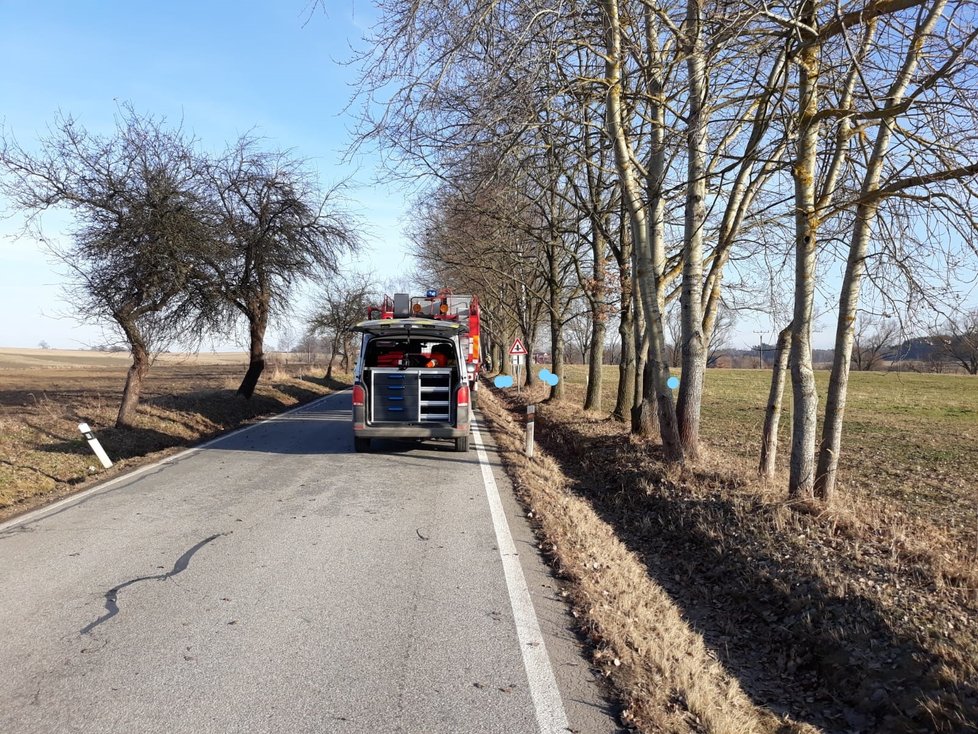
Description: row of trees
847,311,978,373
0,107,359,427
349,0,978,501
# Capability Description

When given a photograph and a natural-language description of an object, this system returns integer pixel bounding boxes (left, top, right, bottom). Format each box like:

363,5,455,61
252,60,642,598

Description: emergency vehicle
350,290,483,453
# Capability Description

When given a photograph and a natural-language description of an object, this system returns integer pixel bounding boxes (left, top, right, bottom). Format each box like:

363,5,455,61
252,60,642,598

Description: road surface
0,391,621,733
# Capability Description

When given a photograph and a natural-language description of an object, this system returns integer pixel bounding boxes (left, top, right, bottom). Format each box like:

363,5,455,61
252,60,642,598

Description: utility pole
753,330,767,369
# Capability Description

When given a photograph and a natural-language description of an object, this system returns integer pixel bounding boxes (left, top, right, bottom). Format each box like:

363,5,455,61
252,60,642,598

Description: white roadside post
525,404,535,457
78,423,113,469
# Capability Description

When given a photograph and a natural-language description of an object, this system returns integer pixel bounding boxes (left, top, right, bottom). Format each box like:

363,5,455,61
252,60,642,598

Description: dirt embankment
478,383,978,734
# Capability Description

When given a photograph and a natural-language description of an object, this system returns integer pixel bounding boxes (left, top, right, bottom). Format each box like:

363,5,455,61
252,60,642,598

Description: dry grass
479,388,814,734
479,376,978,733
0,349,350,522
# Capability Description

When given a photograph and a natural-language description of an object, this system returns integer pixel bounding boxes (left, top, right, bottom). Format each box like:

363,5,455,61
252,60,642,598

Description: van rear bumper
353,424,469,439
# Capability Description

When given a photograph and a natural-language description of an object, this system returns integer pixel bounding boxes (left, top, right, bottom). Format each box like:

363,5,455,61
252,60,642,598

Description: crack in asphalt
80,533,227,635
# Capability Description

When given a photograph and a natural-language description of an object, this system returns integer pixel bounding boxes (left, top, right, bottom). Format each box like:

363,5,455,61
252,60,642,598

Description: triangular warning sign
509,338,528,355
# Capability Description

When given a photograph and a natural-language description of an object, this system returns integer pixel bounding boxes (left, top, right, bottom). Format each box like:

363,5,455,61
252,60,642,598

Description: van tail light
352,384,365,407
456,385,470,407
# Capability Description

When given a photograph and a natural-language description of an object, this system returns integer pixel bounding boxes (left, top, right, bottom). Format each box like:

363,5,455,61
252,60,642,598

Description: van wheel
354,437,370,453
454,436,469,452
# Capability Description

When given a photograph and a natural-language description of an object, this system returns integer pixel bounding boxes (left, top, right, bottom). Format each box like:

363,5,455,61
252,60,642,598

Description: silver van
350,318,472,453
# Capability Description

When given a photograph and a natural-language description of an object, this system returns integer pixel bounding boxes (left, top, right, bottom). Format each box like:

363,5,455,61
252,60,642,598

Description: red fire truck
365,289,483,387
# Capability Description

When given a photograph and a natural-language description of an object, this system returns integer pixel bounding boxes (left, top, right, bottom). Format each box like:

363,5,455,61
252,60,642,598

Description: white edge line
472,419,570,734
0,391,347,534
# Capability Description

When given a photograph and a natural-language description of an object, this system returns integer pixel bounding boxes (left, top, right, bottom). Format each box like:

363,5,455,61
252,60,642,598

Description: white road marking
0,392,343,534
472,420,570,734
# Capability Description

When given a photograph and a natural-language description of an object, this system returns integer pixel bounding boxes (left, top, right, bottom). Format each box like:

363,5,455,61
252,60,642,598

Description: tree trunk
632,291,644,412
602,0,682,461
632,281,649,423
613,296,636,421
116,339,150,429
631,362,658,436
584,233,608,411
759,324,792,478
788,6,820,499
326,341,338,380
238,313,267,399
547,289,565,402
612,222,635,421
677,0,708,460
340,335,352,372
630,284,656,437
522,333,535,387
585,315,606,410
496,341,509,375
814,208,871,500
815,0,944,502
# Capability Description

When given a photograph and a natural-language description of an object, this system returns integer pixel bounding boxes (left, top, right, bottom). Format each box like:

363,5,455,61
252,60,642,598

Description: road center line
472,419,570,734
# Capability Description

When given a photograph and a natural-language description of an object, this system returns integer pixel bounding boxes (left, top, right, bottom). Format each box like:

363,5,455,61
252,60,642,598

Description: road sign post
509,338,528,394
509,337,529,393
511,354,523,393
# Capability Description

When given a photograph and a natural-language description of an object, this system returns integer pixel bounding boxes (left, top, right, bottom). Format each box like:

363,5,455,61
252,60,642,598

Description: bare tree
759,323,792,478
601,0,683,461
307,273,375,380
815,0,978,500
931,309,978,375
207,137,359,398
768,0,932,499
665,305,682,368
566,306,594,366
852,318,899,371
407,175,548,383
0,108,220,428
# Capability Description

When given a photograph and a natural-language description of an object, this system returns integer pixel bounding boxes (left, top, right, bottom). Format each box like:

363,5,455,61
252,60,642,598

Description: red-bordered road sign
509,337,528,356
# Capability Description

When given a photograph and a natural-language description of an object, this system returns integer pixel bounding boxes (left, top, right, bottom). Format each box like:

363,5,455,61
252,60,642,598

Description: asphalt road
0,391,622,733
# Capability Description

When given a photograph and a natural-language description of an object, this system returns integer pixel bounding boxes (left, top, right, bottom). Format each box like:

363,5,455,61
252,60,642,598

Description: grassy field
482,368,978,732
0,348,349,521
558,365,978,546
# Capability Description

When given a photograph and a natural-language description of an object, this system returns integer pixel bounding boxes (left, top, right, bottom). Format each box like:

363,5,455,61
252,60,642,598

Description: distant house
532,351,550,364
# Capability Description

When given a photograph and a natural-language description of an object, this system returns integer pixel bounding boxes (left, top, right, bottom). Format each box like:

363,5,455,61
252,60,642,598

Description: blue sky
0,0,415,350
2,3,972,354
